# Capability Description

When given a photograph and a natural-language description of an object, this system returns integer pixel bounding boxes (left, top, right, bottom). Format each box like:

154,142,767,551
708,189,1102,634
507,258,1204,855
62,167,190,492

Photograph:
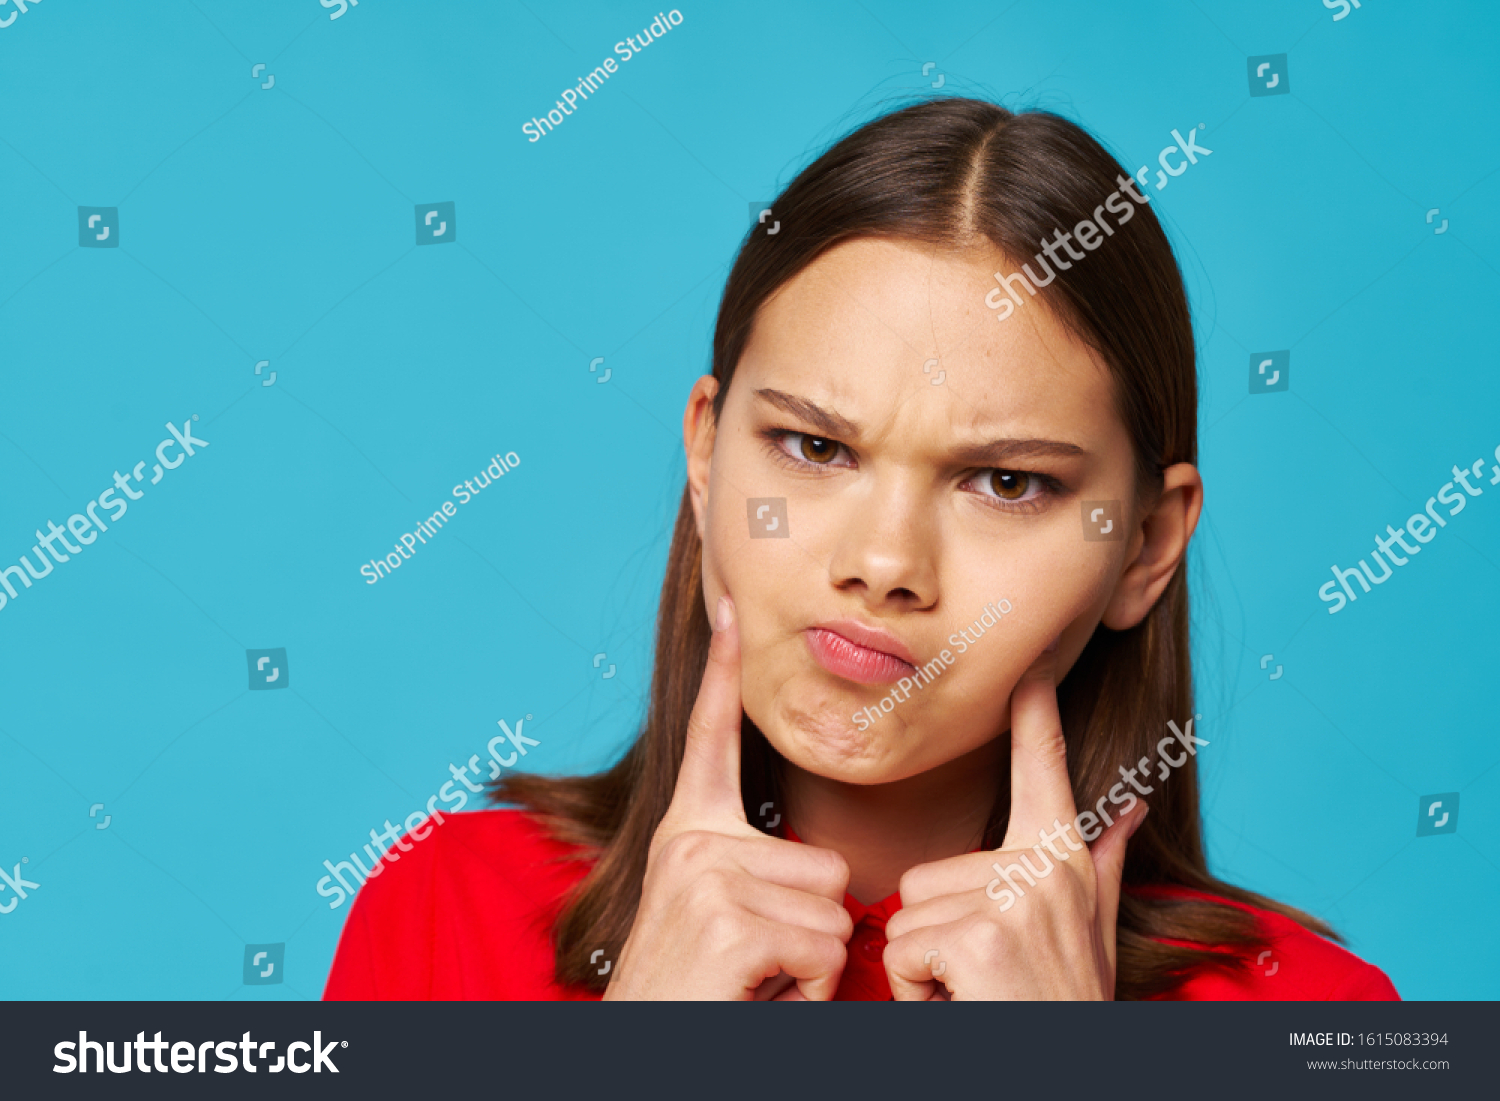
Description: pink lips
805,622,917,685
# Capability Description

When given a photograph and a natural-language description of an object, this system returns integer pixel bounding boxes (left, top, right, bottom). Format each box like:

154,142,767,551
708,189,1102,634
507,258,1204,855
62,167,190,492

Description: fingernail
715,595,735,632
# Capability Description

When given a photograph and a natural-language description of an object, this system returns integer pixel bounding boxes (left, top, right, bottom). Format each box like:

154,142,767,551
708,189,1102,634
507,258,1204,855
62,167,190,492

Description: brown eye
990,470,1029,499
799,436,838,463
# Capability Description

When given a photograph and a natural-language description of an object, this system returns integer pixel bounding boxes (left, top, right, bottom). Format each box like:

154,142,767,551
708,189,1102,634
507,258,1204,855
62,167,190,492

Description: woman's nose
825,483,938,609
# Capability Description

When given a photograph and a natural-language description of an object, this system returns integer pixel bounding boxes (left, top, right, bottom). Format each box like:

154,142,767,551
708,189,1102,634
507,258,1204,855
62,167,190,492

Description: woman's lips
805,626,917,685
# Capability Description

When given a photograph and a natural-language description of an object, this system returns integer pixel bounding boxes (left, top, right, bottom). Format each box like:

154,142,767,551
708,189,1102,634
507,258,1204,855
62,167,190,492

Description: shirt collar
778,821,982,999
782,823,896,999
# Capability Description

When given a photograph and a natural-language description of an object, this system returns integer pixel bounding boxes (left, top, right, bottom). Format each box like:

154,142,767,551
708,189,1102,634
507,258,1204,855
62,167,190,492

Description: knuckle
702,908,752,953
897,863,932,904
959,917,1006,958
805,845,851,894
880,938,898,968
646,825,679,867
1026,731,1071,774
823,898,855,939
684,866,736,909
811,934,848,972
660,829,715,868
696,866,738,901
683,708,716,744
702,633,736,671
880,936,911,971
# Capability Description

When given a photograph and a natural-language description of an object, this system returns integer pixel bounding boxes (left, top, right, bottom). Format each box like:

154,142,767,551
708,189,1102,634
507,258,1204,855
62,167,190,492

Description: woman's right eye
988,470,1030,499
770,431,852,468
796,435,839,463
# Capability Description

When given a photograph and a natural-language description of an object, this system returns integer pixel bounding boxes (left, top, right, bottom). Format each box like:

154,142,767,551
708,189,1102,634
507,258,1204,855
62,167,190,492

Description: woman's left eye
964,468,1050,507
774,432,851,467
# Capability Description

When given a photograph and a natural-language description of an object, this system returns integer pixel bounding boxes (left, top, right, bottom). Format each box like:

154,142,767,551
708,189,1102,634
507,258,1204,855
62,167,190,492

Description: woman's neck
780,736,1006,906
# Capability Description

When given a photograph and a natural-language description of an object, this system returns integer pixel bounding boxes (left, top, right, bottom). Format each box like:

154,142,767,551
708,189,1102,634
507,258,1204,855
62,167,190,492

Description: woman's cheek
1010,540,1114,627
951,634,1023,714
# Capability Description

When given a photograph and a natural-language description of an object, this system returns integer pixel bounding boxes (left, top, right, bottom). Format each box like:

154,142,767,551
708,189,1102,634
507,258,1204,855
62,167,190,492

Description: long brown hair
496,96,1334,999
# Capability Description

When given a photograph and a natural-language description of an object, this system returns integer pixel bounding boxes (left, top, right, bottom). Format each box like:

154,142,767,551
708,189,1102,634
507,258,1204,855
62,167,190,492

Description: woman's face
685,236,1179,785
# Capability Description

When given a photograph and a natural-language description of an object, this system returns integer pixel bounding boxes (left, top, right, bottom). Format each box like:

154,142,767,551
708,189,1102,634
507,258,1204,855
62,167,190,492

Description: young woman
324,97,1398,1001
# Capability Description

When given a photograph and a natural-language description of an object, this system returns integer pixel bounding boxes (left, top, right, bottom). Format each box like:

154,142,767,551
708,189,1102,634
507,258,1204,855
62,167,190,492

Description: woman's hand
604,596,855,1000
881,642,1148,1000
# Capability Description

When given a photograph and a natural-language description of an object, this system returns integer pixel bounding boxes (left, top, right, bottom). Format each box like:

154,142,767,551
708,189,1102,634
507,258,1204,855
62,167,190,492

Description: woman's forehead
734,237,1120,447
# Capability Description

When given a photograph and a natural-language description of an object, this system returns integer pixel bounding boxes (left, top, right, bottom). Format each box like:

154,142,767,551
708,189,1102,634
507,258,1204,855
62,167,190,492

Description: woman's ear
683,375,720,539
1100,462,1203,631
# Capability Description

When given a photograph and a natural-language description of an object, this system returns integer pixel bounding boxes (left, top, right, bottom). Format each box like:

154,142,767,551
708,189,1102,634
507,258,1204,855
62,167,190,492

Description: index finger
1001,640,1077,848
664,595,750,831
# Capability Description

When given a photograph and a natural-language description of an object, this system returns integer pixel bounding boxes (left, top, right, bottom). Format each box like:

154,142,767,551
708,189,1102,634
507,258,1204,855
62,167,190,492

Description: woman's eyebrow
753,388,860,439
754,388,1085,465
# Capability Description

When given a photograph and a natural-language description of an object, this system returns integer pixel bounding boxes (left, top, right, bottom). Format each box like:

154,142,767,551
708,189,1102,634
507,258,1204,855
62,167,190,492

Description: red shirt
323,808,1399,1001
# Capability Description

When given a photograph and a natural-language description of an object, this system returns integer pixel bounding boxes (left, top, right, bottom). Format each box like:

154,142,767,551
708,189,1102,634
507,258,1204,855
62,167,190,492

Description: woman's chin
754,694,913,784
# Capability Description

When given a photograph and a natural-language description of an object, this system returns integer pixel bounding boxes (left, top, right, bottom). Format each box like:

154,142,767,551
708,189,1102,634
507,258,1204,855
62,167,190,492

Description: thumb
668,595,748,829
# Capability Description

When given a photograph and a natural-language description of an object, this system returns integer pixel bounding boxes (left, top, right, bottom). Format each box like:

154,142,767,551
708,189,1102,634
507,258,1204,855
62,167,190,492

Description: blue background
1,0,1496,1000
